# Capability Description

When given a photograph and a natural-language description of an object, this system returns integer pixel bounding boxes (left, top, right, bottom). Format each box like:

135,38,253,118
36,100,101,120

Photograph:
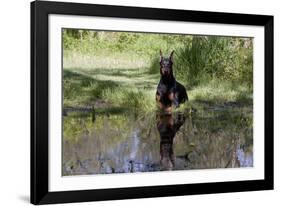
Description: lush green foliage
175,36,253,88
63,29,253,113
62,29,253,173
64,29,253,88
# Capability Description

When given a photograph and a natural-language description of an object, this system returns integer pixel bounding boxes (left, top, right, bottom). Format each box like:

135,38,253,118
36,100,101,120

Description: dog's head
160,50,174,77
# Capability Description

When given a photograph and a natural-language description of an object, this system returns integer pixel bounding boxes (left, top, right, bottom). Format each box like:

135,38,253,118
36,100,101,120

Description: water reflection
157,112,186,170
63,104,253,176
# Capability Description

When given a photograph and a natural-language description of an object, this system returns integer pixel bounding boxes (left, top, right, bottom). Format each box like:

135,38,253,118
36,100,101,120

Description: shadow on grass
95,106,132,115
79,67,152,78
64,69,156,112
63,68,159,110
66,67,159,83
64,69,119,88
64,70,121,105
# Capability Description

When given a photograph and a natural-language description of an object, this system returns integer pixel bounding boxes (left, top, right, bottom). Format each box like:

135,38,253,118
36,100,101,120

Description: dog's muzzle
161,67,170,75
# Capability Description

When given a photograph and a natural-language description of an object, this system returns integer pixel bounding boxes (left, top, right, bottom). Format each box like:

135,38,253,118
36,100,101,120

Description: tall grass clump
174,36,253,89
101,87,155,113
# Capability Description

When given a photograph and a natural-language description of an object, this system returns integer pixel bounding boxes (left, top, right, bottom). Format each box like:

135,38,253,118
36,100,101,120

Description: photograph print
62,29,253,176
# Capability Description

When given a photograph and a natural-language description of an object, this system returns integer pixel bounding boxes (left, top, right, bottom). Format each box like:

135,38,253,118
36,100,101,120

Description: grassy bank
62,30,254,174
63,53,252,115
63,29,253,115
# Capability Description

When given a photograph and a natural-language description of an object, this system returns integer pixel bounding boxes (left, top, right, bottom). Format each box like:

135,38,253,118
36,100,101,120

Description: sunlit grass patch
64,52,151,70
63,48,253,116
63,114,133,142
101,87,156,113
189,79,252,104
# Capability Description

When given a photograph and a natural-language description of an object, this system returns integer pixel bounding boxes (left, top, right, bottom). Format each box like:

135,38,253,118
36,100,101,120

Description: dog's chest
157,81,174,94
158,84,168,93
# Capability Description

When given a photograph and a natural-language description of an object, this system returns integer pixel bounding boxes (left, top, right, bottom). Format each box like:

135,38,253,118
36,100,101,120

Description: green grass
64,53,151,70
189,79,252,104
63,53,158,114
62,30,254,171
63,50,252,115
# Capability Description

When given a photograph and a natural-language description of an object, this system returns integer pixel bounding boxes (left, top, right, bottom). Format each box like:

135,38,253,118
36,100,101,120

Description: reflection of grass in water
62,112,158,175
174,105,253,169
63,105,253,175
63,114,133,142
194,106,252,132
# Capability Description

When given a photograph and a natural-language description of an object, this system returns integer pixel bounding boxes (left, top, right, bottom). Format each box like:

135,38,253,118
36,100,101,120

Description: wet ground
62,102,253,176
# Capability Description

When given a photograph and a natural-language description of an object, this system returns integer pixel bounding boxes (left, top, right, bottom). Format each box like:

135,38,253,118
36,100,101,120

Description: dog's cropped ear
169,50,175,63
160,50,163,62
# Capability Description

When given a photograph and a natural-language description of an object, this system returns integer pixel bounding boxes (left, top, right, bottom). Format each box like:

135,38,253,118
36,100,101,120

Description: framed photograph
31,0,274,204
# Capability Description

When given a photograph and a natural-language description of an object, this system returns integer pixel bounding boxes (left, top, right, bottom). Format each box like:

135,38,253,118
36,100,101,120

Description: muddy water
62,103,253,176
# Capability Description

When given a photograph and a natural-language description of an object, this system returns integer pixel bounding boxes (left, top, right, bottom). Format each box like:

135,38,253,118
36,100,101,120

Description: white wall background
0,0,279,205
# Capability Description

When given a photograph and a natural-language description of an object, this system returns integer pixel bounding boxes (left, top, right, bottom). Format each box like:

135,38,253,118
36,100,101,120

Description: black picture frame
31,0,274,204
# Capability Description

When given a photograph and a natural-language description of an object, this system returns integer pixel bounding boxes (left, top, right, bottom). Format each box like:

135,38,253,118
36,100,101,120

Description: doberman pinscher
157,112,186,170
156,50,188,112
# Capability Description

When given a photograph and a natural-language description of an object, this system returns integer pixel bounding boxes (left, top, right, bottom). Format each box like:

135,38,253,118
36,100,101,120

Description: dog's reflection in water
157,112,186,170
